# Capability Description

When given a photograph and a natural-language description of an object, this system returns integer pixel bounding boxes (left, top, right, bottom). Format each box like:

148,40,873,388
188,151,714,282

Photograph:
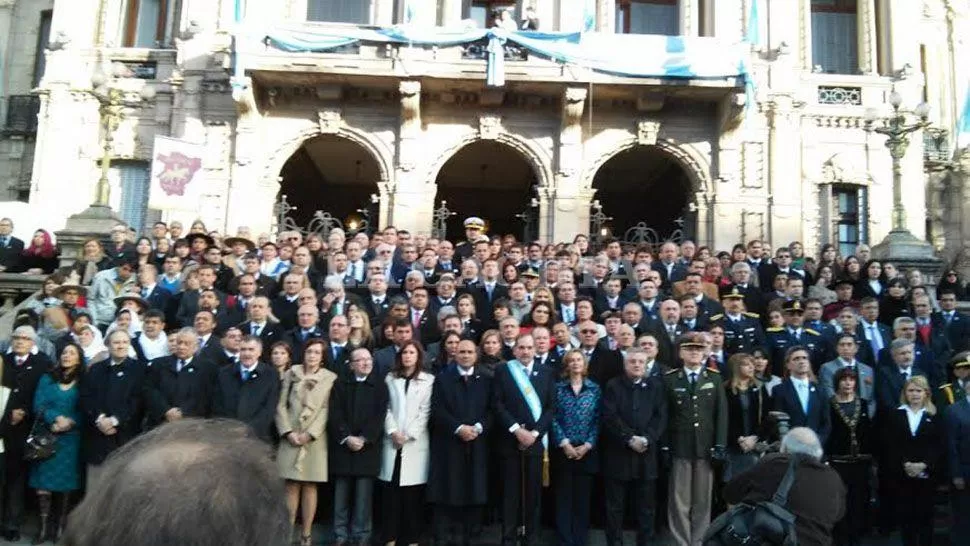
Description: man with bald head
284,304,324,357
144,328,218,429
652,242,687,289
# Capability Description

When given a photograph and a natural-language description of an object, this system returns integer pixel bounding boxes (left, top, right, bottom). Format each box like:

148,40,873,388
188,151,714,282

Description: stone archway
277,134,385,230
427,129,554,241
587,142,708,245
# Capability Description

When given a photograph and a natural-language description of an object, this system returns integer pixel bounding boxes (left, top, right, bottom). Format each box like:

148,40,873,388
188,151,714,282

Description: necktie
242,369,251,381
142,288,149,298
486,284,494,300
868,325,882,354
945,312,954,324
252,324,261,336
798,382,809,414
1,237,7,247
534,356,542,367
689,372,697,386
668,325,676,342
349,263,357,280
412,310,421,329
333,345,342,362
564,307,573,323
177,359,185,372
15,356,25,367
301,330,310,341
462,373,470,384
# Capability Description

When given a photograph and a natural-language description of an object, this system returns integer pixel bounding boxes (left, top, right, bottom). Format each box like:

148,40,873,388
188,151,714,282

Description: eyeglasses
579,329,598,334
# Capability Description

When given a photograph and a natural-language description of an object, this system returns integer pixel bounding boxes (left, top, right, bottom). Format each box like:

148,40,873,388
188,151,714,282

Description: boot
55,493,72,541
33,493,52,545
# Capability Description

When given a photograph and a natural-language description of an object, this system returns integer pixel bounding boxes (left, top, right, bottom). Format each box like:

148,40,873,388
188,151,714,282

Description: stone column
548,87,587,242
373,0,395,26
596,0,615,33
440,0,464,26
857,0,878,74
389,81,433,235
678,0,699,36
764,95,803,247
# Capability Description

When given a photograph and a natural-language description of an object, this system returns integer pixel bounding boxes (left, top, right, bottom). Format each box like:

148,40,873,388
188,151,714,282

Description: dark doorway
278,135,381,231
434,140,538,240
591,145,694,243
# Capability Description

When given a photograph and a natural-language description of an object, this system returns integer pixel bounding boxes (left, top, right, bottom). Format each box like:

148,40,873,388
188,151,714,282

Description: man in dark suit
193,311,224,363
601,348,668,545
652,242,687,290
362,274,393,324
0,326,52,540
530,326,561,372
577,320,623,386
0,218,25,273
428,274,460,317
936,290,970,353
877,317,945,387
408,287,440,348
212,336,280,443
465,259,508,317
135,264,172,313
492,334,556,546
727,262,766,318
271,273,306,331
227,256,278,297
323,314,353,376
875,338,929,414
428,339,493,546
858,297,891,367
649,299,686,364
945,375,970,541
318,274,364,330
373,319,414,378
680,273,724,322
594,278,627,318
758,247,811,293
912,294,952,385
143,328,218,428
284,304,325,359
79,330,146,487
237,296,286,349
176,265,225,328
771,346,832,444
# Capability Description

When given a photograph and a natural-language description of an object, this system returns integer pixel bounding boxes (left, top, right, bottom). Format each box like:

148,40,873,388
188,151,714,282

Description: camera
753,411,791,454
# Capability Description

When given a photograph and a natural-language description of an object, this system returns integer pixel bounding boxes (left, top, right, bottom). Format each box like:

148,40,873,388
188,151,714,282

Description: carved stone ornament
479,115,502,140
318,109,343,134
636,120,661,146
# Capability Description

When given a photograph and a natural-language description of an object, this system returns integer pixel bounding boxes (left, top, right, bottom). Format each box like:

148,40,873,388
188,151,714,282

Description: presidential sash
508,360,550,485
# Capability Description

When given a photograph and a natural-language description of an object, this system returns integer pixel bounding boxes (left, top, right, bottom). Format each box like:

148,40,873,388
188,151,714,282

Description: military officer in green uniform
765,299,832,376
709,285,765,358
662,332,727,546
454,217,487,262
936,351,970,411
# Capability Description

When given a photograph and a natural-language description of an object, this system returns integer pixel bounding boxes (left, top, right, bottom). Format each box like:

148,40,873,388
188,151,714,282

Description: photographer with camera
718,427,846,546
662,332,727,546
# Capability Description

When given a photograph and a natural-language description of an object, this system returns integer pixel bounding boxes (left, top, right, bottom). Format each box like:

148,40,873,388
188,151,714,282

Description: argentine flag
958,82,970,149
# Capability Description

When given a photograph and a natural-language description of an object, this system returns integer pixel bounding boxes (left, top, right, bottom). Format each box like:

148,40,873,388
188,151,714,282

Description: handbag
23,407,58,462
703,455,800,546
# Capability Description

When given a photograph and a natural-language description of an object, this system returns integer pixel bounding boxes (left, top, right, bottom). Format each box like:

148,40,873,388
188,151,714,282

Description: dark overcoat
427,364,492,506
327,372,389,477
601,374,667,481
213,361,280,443
78,357,145,464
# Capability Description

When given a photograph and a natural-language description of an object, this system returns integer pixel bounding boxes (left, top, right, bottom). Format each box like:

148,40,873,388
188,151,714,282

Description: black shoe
8,530,21,542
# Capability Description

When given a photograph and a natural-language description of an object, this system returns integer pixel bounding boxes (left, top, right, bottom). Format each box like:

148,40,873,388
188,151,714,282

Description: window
33,11,52,88
811,0,858,74
830,185,868,257
114,161,151,233
123,0,176,48
307,0,371,24
468,1,515,28
617,0,678,35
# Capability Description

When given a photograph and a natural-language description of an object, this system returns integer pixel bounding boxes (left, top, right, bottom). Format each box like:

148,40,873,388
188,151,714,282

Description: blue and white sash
508,359,546,447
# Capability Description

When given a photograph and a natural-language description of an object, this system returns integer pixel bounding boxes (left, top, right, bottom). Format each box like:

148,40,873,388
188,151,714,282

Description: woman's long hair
25,229,57,259
900,375,936,416
53,342,86,384
391,340,425,379
726,353,762,394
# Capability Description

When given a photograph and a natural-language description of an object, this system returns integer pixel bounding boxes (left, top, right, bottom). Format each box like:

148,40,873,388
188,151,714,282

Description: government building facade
0,0,968,260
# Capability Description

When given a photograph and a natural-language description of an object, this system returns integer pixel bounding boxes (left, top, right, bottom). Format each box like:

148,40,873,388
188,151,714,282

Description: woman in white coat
380,340,433,546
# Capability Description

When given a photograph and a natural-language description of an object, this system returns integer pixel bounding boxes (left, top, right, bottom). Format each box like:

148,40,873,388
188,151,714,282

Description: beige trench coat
276,365,338,482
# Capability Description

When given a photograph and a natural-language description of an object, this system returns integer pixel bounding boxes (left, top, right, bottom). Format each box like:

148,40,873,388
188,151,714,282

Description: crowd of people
2,214,970,546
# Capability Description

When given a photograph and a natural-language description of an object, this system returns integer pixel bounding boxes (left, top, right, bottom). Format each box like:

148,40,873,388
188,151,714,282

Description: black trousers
952,483,970,544
552,465,592,546
0,453,25,532
434,505,483,546
604,477,656,546
830,459,872,544
500,454,542,546
380,453,426,544
895,477,934,546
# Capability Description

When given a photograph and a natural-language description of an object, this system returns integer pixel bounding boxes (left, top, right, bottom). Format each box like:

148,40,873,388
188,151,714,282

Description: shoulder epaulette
939,383,952,390
706,367,721,374
767,327,784,332
744,312,760,318
804,328,820,336
710,314,724,321
665,368,680,375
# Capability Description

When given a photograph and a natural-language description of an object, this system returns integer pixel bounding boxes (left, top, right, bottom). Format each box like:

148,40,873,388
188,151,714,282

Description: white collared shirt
900,405,926,436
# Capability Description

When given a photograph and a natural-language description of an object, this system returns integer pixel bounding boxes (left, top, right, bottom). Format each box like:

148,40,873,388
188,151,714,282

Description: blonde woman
348,308,374,350
883,376,942,546
276,339,338,546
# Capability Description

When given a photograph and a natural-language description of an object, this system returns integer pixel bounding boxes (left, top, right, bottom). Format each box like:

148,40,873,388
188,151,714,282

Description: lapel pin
117,371,124,377
189,368,195,374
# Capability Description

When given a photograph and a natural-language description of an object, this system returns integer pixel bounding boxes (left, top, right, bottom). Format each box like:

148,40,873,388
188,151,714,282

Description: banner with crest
149,136,205,212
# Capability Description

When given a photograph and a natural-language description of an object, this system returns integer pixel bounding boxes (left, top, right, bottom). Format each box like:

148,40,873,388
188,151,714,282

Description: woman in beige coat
276,339,338,546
